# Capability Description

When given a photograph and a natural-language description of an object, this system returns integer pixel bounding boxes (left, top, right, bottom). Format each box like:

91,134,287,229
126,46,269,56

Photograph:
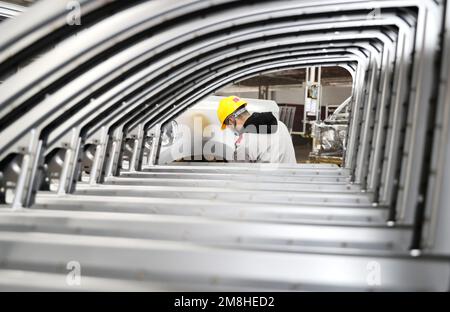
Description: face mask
227,118,240,136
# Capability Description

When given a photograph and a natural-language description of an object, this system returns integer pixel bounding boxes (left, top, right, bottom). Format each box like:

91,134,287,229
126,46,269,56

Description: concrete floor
292,135,313,163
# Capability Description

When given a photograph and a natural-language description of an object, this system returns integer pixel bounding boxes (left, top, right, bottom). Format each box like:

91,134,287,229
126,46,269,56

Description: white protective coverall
234,112,297,163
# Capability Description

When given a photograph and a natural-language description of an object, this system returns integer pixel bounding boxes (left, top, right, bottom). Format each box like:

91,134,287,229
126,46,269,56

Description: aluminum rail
33,193,388,225
121,170,351,183
0,1,25,20
420,0,450,255
0,209,412,253
0,230,448,291
73,184,372,207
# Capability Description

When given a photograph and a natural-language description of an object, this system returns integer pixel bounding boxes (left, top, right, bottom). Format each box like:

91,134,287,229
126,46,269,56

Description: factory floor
292,135,313,163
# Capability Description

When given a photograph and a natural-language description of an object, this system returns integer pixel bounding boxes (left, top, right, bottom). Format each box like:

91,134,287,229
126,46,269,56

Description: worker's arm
235,133,260,162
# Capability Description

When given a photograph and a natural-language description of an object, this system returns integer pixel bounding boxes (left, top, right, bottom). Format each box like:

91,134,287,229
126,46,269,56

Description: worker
217,95,296,163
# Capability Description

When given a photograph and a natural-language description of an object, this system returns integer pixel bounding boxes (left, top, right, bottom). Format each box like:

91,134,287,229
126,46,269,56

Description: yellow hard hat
217,96,247,130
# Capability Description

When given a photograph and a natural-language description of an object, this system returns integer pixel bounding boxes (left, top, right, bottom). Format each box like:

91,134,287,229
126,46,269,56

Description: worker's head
217,96,250,132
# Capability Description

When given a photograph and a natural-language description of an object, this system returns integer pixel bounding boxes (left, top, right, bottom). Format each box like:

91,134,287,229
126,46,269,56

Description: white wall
272,87,305,105
321,86,352,106
217,84,352,106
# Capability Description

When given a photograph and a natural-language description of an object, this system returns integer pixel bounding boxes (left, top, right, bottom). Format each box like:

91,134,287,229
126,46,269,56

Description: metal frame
0,0,449,291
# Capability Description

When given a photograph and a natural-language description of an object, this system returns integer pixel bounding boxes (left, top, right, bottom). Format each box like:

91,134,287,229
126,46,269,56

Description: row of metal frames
0,0,449,291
